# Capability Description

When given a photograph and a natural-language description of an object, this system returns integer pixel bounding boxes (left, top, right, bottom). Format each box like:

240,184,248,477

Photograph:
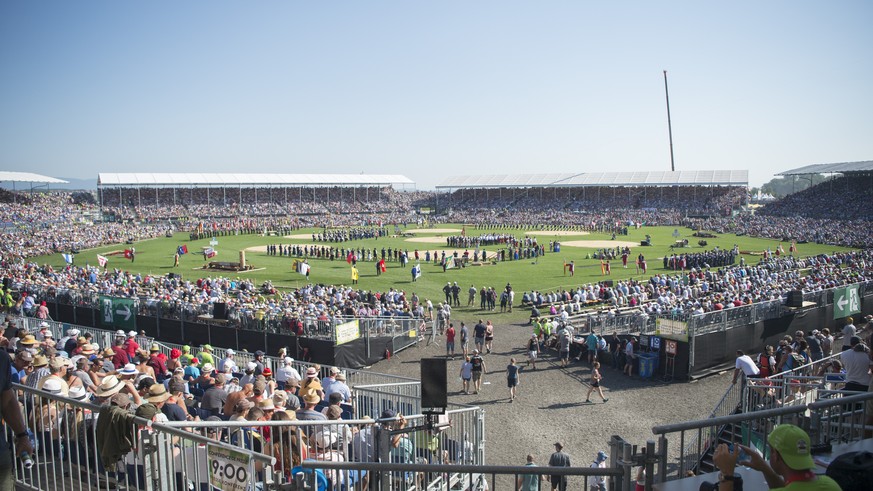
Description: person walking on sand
459,356,473,394
506,358,522,402
470,350,486,394
585,361,608,403
517,454,542,491
527,334,540,369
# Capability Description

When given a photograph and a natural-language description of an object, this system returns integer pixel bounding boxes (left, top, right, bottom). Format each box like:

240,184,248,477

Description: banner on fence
335,319,360,345
207,444,253,491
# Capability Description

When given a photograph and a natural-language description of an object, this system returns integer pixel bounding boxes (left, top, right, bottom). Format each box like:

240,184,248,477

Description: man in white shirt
217,349,239,374
842,317,857,351
732,350,760,384
840,337,872,392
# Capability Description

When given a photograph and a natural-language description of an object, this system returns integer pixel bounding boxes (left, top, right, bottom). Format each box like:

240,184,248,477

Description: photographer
712,424,839,490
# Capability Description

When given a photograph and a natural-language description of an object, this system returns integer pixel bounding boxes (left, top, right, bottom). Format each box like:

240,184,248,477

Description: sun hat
306,367,317,378
119,363,139,376
95,375,125,397
16,351,33,362
233,399,254,413
170,348,181,359
258,399,276,411
313,430,337,449
42,378,63,395
262,368,272,377
115,330,125,337
768,424,814,470
272,390,288,407
127,330,137,337
20,335,39,346
110,393,132,408
202,344,212,352
554,442,563,449
302,393,320,405
325,405,343,420
68,386,88,401
43,331,53,338
135,403,160,420
335,372,346,382
49,358,67,371
284,356,293,365
150,344,160,352
201,363,214,373
102,348,115,358
225,349,235,355
329,366,340,375
33,355,49,368
246,362,257,372
146,384,171,403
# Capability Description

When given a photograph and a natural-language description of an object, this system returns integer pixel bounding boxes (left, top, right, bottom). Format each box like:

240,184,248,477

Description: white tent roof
98,173,414,187
777,160,873,176
0,171,68,184
437,170,748,189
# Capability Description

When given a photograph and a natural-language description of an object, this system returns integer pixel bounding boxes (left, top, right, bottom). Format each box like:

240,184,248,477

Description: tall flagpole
663,70,675,172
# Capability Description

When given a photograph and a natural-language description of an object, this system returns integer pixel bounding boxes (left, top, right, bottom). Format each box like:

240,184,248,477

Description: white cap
284,356,293,365
127,330,137,337
246,362,257,371
225,349,235,355
115,330,125,337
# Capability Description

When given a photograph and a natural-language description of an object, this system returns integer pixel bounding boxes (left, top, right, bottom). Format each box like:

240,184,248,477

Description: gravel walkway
367,318,730,470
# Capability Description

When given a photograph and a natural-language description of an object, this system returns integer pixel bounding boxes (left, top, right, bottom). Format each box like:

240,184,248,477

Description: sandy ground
561,240,640,248
524,230,590,236
406,228,462,234
285,233,318,239
371,316,730,476
405,237,453,244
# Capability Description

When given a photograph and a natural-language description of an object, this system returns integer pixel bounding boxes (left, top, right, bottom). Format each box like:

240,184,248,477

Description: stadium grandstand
758,159,873,220
436,170,749,216
0,171,68,204
97,172,427,220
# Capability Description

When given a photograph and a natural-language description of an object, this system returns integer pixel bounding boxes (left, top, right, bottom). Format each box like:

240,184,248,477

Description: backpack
790,353,806,369
827,451,873,491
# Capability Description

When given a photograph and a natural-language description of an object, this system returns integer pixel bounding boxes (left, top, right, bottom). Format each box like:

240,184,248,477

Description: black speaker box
213,302,228,320
787,290,803,308
421,358,447,412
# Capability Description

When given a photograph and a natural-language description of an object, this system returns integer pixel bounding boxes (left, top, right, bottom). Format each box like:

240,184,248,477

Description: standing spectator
609,333,622,370
586,331,599,365
548,442,571,491
517,454,542,491
585,361,608,404
484,321,494,354
123,331,139,360
217,349,238,374
469,350,486,394
842,317,856,351
558,326,571,368
623,337,636,376
474,320,486,353
459,322,469,358
589,450,608,491
732,350,760,385
840,337,872,392
506,358,522,402
0,350,36,488
459,356,473,395
445,323,456,360
820,328,833,358
527,334,541,370
757,346,777,378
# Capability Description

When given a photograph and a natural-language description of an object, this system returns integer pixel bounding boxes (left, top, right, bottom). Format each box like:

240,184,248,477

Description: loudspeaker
786,290,803,308
213,302,228,320
420,358,447,412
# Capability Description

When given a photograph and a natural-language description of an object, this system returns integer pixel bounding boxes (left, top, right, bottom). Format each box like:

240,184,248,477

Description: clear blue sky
2,1,871,190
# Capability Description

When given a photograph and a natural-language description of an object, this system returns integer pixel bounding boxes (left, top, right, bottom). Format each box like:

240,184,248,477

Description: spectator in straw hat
325,371,351,403
147,345,167,382
296,393,327,421
37,357,70,396
94,375,126,401
146,383,171,414
298,366,324,402
19,334,39,355
26,355,50,389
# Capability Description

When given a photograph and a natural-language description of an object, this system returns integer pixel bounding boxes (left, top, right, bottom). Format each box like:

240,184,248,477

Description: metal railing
11,383,273,491
652,390,873,482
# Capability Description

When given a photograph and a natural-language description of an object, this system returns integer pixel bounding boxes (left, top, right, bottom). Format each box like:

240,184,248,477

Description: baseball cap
225,349,235,355
596,451,608,462
768,424,814,470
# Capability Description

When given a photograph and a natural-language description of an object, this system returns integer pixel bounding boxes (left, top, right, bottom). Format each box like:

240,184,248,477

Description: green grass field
36,224,853,323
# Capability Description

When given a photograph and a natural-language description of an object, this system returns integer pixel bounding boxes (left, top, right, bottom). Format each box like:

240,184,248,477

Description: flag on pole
413,263,421,280
299,262,310,276
379,259,386,273
97,255,108,268
346,251,353,264
445,257,455,270
123,249,133,259
204,247,217,259
177,245,188,255
61,253,74,264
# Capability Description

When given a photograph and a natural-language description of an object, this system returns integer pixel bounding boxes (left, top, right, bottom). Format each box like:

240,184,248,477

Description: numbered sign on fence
208,444,253,491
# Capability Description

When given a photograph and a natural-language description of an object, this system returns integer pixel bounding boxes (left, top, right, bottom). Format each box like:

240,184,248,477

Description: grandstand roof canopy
436,170,748,189
777,160,873,176
0,171,68,184
98,173,414,187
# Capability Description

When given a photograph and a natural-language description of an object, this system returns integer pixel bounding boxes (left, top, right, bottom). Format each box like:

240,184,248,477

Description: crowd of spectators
757,175,873,221
688,214,872,249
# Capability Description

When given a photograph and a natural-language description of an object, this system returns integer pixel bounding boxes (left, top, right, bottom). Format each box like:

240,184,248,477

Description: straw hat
95,375,125,397
119,363,139,376
258,399,276,411
68,386,88,401
33,355,49,368
146,384,170,404
303,393,320,405
20,335,39,346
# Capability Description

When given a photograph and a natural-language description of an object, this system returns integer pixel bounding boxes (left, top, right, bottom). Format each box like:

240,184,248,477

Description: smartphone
727,443,749,463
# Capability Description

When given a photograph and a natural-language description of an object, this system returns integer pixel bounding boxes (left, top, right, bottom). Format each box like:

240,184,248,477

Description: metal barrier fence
15,316,154,359
11,383,273,491
651,391,873,483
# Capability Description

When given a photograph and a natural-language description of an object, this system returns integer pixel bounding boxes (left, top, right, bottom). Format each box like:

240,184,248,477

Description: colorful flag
413,263,421,280
346,251,353,264
123,249,133,259
445,257,455,270
97,255,108,268
379,259,386,273
61,253,74,264
299,262,310,276
177,245,188,255
204,247,217,259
